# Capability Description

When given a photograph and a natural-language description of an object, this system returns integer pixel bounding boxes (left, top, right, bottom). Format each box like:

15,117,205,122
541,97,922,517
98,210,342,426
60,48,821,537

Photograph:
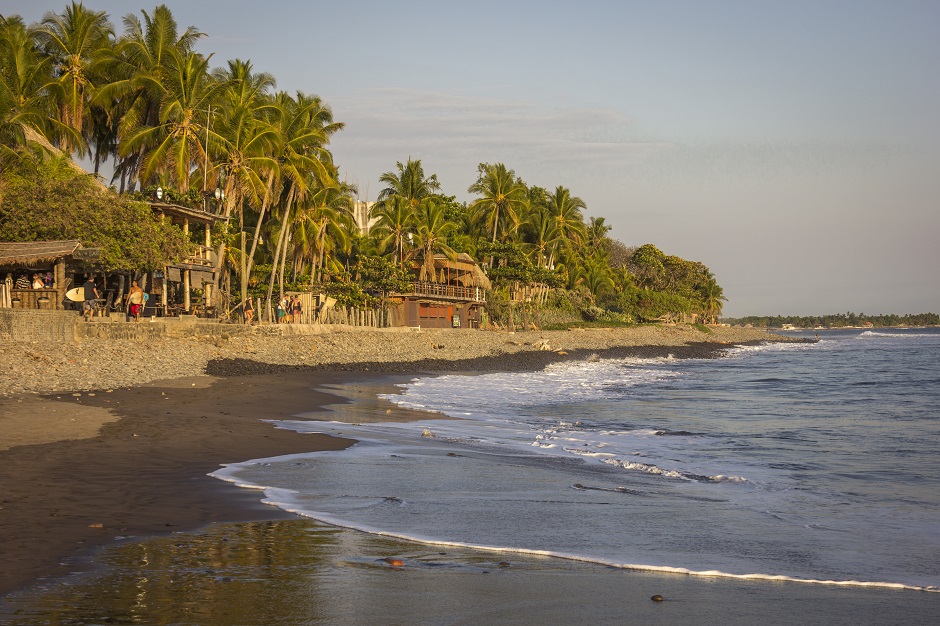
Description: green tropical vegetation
0,3,728,326
723,313,940,329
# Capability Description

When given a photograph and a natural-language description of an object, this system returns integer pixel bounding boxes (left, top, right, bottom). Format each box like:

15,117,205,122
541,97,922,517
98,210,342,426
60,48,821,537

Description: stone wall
0,310,79,342
0,310,418,343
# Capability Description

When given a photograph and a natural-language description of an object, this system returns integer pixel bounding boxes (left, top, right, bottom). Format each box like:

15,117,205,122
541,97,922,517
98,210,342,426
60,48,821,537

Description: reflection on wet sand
3,519,937,625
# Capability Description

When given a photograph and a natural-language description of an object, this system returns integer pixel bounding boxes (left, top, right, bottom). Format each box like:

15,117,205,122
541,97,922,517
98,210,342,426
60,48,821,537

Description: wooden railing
406,281,486,302
183,244,215,268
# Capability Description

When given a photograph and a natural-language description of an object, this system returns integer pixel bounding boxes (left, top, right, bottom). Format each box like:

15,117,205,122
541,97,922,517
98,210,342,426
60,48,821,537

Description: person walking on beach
82,276,100,321
126,280,144,322
244,295,254,325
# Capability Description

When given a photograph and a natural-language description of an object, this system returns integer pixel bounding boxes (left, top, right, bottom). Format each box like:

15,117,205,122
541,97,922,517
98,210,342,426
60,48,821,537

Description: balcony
404,281,486,303
181,244,216,269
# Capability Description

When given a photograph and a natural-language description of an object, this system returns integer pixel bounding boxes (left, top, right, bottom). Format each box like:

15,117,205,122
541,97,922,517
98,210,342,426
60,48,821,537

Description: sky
7,0,939,316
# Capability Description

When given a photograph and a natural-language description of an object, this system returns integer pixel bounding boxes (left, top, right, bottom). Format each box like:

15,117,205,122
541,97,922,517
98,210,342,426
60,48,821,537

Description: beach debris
555,350,568,355
651,594,664,602
536,339,552,351
88,523,104,529
383,557,404,567
72,393,81,397
498,561,511,568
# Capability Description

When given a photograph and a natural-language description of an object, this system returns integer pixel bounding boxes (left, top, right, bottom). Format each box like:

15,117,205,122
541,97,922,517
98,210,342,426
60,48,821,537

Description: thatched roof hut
0,240,83,268
421,252,491,290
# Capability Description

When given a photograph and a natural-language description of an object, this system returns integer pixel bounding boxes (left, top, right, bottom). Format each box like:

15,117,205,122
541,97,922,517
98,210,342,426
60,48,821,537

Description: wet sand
0,370,364,597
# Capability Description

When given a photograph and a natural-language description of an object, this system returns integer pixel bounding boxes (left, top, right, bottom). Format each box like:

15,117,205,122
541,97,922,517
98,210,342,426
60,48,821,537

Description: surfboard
66,287,84,302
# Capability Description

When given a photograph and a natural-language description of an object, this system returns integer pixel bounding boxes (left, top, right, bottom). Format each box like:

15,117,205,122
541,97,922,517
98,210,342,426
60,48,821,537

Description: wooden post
240,231,247,311
183,269,191,312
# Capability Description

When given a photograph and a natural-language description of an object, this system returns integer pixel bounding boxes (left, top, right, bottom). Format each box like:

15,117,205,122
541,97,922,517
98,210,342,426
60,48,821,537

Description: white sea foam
212,457,937,594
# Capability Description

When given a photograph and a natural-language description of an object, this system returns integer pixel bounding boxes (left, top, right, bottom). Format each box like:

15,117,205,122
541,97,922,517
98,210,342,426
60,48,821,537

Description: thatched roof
429,253,492,290
0,240,82,267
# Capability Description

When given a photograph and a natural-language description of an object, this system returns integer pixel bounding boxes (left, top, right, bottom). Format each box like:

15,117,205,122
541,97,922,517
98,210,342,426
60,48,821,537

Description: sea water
212,328,940,592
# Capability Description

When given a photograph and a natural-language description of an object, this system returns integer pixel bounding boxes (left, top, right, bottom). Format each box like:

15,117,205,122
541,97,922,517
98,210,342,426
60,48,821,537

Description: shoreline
0,325,797,597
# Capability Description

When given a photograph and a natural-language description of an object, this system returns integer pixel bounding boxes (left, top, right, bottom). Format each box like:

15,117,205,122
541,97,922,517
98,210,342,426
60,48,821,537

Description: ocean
214,328,940,593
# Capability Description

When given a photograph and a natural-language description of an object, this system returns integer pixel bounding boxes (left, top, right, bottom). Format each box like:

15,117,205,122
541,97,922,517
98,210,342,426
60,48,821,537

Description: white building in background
352,200,378,235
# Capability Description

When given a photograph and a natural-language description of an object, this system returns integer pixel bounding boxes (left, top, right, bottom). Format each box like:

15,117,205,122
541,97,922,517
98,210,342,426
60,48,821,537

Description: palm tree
370,194,415,267
413,197,457,282
467,162,528,244
292,183,355,284
0,15,70,162
120,48,226,191
98,4,204,190
545,185,587,268
376,157,440,206
33,2,113,156
212,58,277,223
699,276,726,323
264,91,342,313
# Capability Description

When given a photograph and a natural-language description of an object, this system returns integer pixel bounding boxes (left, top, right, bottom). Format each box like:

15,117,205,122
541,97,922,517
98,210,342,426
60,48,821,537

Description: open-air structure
391,253,490,328
0,240,86,310
148,201,223,316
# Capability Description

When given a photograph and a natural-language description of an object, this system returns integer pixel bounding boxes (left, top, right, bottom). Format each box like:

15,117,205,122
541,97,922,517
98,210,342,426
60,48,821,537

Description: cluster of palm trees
1,3,725,323
1,4,351,316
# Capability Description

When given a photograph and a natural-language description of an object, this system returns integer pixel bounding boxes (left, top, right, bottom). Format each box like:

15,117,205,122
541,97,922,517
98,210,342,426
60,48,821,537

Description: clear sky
7,1,939,316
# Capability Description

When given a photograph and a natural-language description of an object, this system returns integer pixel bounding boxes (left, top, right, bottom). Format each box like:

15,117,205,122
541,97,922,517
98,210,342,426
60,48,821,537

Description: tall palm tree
291,183,355,284
0,15,71,163
545,185,587,268
98,4,204,190
33,2,113,156
120,48,226,191
467,162,528,244
264,91,342,311
370,194,415,267
376,157,440,206
413,196,457,283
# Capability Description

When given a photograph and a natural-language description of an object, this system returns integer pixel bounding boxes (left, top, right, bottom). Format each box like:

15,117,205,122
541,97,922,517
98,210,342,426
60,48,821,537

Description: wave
857,330,938,339
600,457,747,483
209,466,938,594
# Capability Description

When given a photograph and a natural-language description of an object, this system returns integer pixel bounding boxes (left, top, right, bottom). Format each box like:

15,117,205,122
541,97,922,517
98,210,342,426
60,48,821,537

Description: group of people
14,272,53,290
276,294,303,324
79,276,148,322
241,294,303,325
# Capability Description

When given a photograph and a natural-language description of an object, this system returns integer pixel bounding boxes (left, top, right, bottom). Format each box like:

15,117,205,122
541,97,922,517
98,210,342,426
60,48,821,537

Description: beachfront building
148,201,224,316
0,240,91,310
389,253,490,329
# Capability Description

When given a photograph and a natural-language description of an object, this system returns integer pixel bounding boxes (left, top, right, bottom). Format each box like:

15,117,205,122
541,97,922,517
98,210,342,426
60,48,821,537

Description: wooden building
0,240,85,310
148,201,223,316
391,253,490,329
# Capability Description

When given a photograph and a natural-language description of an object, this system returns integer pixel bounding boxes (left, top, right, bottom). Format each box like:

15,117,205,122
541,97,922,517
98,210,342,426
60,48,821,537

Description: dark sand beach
2,327,937,623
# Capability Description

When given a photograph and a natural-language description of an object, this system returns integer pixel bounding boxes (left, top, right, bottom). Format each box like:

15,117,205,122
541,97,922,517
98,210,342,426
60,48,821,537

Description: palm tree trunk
265,185,295,320
245,170,277,279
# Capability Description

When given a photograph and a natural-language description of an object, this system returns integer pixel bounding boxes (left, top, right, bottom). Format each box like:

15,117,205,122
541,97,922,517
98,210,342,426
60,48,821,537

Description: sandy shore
0,324,793,598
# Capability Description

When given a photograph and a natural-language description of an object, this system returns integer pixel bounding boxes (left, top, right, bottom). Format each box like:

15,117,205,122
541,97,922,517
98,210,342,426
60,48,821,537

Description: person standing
126,280,145,321
244,295,254,325
82,276,100,321
292,295,302,324
31,274,44,289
